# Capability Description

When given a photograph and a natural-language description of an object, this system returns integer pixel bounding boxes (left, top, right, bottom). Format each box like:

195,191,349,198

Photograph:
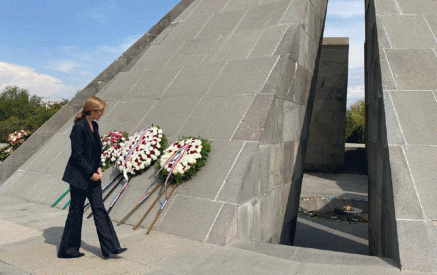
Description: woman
58,96,127,258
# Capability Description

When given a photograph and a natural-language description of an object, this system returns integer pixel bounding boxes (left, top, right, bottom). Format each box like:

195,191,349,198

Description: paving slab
186,246,302,275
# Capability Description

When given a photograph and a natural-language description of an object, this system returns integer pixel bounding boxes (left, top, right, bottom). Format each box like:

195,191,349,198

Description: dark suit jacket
62,117,103,190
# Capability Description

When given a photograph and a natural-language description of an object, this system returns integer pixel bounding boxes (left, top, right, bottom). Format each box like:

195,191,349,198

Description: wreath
117,126,167,177
100,131,129,172
157,137,211,185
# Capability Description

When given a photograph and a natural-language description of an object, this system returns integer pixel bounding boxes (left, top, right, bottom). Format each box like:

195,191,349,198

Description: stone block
98,99,156,134
381,15,437,49
209,56,278,97
133,97,201,138
249,25,289,58
379,50,396,90
124,66,183,99
216,142,260,204
425,14,437,39
237,199,261,242
233,94,275,141
188,0,230,18
163,62,226,98
2,172,44,201
259,188,281,243
157,195,222,242
99,71,145,100
25,134,70,174
196,9,246,39
172,0,201,23
286,64,312,104
167,37,219,66
282,101,302,142
207,29,264,62
283,141,296,184
176,140,245,200
205,203,238,245
43,145,71,177
117,231,200,265
132,42,184,71
149,243,219,274
390,91,437,145
221,0,260,12
397,220,434,272
187,246,301,275
403,145,437,220
261,55,297,98
161,16,210,44
385,49,437,90
278,0,307,25
268,143,285,188
258,98,279,145
235,1,291,32
375,0,401,15
387,146,424,220
274,23,299,56
178,95,254,140
395,0,437,14
258,145,271,196
382,92,404,145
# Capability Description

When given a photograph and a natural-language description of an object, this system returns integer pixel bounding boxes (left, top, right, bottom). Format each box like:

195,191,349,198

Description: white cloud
0,62,75,100
45,60,80,73
327,1,364,18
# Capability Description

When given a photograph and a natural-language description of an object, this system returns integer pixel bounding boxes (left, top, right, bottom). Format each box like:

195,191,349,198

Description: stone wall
0,0,328,247
366,0,437,272
305,37,348,172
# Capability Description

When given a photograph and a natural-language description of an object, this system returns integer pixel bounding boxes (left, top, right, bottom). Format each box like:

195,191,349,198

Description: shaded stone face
366,0,437,272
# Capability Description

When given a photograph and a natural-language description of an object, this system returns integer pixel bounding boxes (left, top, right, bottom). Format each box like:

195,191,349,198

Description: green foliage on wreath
156,136,211,185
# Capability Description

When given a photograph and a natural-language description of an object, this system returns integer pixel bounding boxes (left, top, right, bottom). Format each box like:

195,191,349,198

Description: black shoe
58,252,85,258
103,248,127,258
112,248,127,255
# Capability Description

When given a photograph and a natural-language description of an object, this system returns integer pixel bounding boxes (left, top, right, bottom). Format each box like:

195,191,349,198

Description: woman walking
58,96,127,258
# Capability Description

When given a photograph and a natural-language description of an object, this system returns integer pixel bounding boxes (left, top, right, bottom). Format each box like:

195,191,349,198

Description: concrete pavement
0,193,432,274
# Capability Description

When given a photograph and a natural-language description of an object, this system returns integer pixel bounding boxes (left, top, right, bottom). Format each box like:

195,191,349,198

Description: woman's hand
97,167,103,178
90,173,101,181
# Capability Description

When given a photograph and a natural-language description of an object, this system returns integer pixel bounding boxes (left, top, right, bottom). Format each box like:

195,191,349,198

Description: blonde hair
74,96,107,123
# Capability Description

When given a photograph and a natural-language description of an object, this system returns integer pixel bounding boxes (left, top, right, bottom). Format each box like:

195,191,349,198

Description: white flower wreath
117,127,165,177
159,138,203,175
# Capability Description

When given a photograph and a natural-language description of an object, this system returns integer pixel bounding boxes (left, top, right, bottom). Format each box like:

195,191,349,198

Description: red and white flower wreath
117,127,165,178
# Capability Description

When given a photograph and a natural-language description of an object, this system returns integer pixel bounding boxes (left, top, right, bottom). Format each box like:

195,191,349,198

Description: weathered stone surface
163,62,226,98
178,95,254,140
235,1,291,32
216,142,259,204
381,15,437,48
157,195,223,242
208,56,278,97
395,0,437,14
390,91,437,145
196,9,246,39
249,25,289,58
207,29,264,62
385,49,437,90
124,66,183,99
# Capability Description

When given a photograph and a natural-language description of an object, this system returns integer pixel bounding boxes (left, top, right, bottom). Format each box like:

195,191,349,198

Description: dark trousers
58,183,121,257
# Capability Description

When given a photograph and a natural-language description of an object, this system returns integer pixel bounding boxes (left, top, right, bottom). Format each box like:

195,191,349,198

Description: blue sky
0,0,364,106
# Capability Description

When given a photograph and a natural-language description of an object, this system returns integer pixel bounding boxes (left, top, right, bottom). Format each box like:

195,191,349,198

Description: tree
345,99,365,143
0,86,68,142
